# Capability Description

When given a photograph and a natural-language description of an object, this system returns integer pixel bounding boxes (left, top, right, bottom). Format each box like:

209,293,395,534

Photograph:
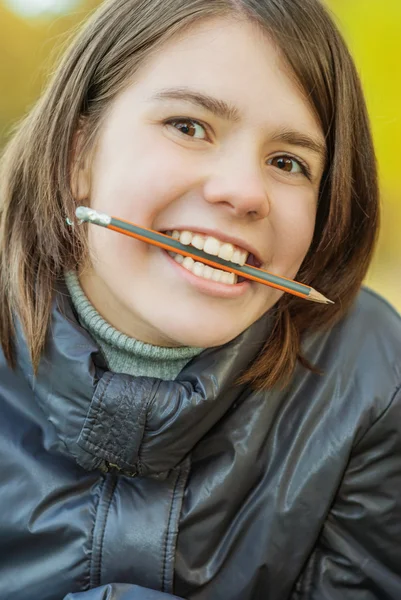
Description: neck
64,270,204,380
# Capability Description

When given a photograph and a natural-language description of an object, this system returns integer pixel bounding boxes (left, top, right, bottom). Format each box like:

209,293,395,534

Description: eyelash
269,156,312,181
164,117,312,180
164,117,212,139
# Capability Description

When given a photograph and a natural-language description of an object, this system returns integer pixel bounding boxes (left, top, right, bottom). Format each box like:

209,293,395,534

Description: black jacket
1,283,401,600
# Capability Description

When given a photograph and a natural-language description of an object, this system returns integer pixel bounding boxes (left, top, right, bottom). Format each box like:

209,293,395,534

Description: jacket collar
17,280,273,477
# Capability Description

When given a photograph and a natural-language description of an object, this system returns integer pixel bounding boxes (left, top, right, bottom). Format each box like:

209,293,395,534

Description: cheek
270,188,317,269
89,127,198,220
87,222,141,272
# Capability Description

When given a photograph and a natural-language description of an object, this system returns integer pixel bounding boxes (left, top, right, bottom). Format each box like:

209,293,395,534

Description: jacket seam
87,477,106,591
99,476,117,586
90,475,117,587
162,467,182,592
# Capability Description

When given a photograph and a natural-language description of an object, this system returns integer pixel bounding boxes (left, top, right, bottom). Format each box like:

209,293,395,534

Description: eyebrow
151,87,241,122
150,87,326,162
270,127,327,164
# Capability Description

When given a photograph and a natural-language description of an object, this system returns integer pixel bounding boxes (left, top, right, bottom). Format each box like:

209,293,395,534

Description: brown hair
0,0,379,390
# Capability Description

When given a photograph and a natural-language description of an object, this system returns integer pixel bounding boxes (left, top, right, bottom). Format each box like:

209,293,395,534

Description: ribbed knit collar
64,270,204,380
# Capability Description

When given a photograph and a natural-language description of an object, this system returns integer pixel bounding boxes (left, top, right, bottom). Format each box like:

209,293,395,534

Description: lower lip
163,250,252,298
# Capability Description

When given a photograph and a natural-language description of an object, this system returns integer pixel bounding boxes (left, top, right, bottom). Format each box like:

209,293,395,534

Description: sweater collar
17,280,273,477
64,270,205,379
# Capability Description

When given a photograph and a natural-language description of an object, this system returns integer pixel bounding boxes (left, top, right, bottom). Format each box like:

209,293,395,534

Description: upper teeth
166,230,249,266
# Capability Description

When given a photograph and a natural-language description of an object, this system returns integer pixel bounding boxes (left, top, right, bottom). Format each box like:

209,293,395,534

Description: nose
203,154,270,219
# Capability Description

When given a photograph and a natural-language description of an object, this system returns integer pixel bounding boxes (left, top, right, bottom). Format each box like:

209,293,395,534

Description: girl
1,0,400,598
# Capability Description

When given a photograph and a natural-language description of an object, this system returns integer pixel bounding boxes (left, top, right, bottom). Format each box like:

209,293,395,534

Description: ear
70,127,91,200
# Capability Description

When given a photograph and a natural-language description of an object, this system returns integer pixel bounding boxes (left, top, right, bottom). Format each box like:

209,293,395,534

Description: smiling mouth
163,229,262,286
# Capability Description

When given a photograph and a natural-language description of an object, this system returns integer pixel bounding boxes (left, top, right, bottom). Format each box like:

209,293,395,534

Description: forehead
127,16,323,141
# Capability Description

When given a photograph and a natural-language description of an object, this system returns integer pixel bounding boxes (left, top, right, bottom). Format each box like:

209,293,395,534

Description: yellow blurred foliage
0,0,399,310
325,0,401,311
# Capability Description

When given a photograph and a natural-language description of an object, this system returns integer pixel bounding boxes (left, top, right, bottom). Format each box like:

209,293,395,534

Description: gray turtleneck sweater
64,271,204,380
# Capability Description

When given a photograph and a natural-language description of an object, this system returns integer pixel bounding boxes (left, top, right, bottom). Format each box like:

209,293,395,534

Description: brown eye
271,156,300,173
167,118,207,139
175,121,196,136
267,155,311,178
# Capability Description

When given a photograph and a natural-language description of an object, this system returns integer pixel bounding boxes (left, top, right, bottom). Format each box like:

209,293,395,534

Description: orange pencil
75,207,333,304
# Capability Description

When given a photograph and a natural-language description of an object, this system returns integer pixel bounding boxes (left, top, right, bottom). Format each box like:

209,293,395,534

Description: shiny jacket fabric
1,283,401,600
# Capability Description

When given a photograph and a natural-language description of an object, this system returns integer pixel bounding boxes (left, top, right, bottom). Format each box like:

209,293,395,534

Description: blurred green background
1,0,400,311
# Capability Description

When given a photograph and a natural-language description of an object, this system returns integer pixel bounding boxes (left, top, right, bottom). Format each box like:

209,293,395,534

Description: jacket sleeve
64,583,183,599
296,384,401,599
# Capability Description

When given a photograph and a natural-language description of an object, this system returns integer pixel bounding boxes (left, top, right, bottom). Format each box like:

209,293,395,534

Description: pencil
75,207,333,304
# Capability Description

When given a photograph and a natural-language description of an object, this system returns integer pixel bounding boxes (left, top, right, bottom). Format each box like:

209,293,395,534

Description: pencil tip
309,289,335,305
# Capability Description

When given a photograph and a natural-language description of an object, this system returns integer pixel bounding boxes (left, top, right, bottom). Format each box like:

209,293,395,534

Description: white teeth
173,253,184,264
170,252,238,285
191,234,205,250
202,238,249,266
165,230,251,266
202,265,214,280
221,272,234,285
232,249,241,264
232,249,247,266
179,231,193,245
203,237,220,256
192,262,204,277
218,243,235,261
182,256,194,270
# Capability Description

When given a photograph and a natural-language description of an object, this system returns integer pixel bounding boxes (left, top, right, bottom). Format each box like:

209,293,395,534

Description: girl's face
76,17,326,348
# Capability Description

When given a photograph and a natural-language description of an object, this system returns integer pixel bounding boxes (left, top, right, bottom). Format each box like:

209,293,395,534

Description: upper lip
162,226,263,265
